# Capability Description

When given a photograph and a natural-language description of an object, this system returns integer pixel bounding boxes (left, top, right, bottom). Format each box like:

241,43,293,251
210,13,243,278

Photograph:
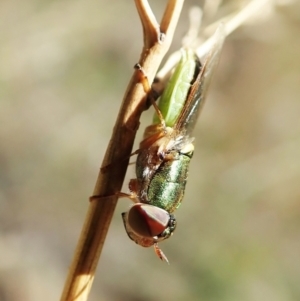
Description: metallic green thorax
153,49,198,127
147,150,193,212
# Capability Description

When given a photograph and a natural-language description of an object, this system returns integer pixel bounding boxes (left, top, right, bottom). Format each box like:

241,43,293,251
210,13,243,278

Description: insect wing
174,24,226,135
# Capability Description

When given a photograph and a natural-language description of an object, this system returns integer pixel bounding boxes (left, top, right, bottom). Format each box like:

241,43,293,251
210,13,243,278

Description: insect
122,28,225,263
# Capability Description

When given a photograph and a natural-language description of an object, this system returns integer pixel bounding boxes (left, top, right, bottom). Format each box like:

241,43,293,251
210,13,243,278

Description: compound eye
127,204,170,238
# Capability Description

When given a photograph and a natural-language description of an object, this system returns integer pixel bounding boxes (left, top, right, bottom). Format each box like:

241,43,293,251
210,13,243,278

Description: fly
122,27,225,263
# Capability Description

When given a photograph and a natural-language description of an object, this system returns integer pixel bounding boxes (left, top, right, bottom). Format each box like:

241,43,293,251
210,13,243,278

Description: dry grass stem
59,1,184,301
156,0,273,81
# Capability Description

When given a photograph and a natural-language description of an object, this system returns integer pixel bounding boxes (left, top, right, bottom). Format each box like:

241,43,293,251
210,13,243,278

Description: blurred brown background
1,0,300,300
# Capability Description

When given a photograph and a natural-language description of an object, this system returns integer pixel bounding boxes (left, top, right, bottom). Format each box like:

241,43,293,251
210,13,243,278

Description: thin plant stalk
59,1,184,301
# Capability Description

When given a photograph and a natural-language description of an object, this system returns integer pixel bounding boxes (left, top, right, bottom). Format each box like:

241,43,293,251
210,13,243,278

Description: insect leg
100,148,142,173
89,191,138,203
134,64,167,132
